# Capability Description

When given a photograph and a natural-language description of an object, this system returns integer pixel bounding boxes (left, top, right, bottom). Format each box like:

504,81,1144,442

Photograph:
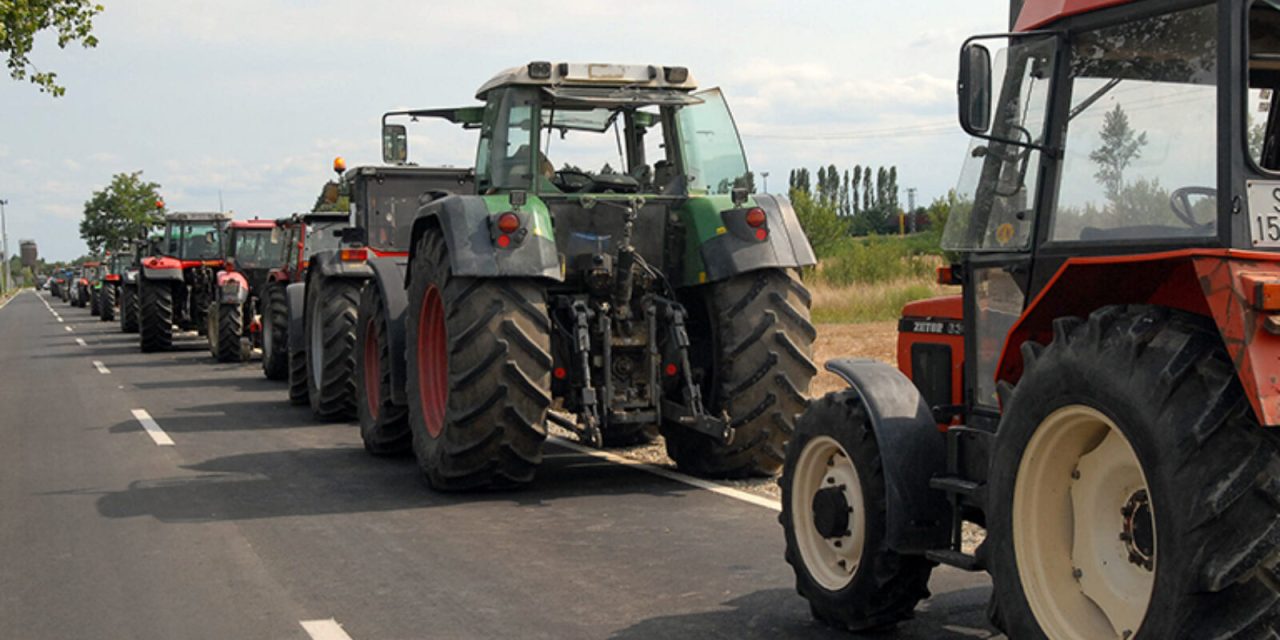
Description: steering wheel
553,169,594,193
1169,186,1216,229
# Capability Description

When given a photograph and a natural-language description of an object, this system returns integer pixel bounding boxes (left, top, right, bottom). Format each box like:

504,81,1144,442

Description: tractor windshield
167,222,222,261
233,229,283,269
1049,4,1219,242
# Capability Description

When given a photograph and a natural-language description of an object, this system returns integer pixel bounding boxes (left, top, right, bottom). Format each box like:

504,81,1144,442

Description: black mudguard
141,266,184,282
825,358,951,554
700,194,817,282
410,194,561,281
312,250,375,280
286,281,306,355
366,255,410,406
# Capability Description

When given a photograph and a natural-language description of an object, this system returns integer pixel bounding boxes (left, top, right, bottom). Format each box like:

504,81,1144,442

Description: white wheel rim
1013,405,1155,640
790,435,867,591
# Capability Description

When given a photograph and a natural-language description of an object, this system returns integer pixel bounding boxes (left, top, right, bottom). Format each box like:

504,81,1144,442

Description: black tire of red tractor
76,287,87,308
120,285,139,333
663,268,817,478
988,305,1280,639
780,390,935,631
90,288,101,316
356,284,410,455
139,279,174,353
100,284,116,322
262,283,289,380
213,302,242,363
305,276,360,421
406,230,552,491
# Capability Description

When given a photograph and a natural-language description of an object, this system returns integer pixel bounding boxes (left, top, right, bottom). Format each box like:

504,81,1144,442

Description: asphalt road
0,290,997,640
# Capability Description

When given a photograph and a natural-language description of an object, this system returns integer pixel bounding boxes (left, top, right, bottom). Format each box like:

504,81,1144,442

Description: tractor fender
409,193,561,281
824,358,951,553
217,271,249,305
311,250,375,280
366,255,410,406
286,281,307,355
141,256,184,282
698,194,817,283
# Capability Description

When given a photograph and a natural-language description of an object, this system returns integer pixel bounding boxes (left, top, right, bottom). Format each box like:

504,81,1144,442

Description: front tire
262,283,288,380
988,305,1280,639
406,230,552,490
100,284,116,322
211,302,243,363
781,390,934,631
665,268,817,477
305,275,360,421
90,288,101,316
139,279,174,353
357,284,410,455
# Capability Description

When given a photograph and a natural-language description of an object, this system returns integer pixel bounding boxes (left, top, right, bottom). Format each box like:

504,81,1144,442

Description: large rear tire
305,275,360,421
211,302,242,363
139,278,174,353
664,268,817,477
90,288,101,316
781,390,935,631
288,344,309,406
120,285,139,333
262,283,288,380
357,284,410,455
406,230,552,490
100,284,116,322
988,305,1280,639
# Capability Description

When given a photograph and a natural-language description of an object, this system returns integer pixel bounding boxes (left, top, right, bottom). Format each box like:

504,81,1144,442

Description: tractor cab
223,219,284,295
160,212,228,264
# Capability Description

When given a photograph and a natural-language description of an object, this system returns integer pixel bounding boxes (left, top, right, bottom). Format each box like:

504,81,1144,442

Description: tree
862,166,873,212
850,164,861,215
791,190,847,259
80,171,164,254
1089,104,1148,199
2,0,104,96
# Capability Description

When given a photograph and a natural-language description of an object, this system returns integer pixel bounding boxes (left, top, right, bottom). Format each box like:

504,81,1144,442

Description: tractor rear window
233,229,282,269
1049,4,1219,242
167,222,222,261
365,179,427,251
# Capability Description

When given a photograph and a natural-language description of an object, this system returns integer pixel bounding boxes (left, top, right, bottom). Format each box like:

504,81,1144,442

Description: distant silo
20,240,37,270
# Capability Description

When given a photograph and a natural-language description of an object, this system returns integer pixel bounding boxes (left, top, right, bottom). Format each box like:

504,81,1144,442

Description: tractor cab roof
1015,0,1134,31
165,212,229,223
228,219,277,230
475,61,698,100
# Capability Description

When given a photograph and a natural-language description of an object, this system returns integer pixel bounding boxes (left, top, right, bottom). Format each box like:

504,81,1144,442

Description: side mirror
382,124,408,165
958,43,993,135
731,186,749,207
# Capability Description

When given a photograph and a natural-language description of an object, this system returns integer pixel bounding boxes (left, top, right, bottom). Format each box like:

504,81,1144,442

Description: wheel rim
416,284,447,438
1013,404,1155,640
790,435,866,591
364,317,380,420
309,297,324,386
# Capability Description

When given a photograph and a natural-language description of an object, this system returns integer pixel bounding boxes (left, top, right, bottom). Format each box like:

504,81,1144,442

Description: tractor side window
1049,4,1219,242
1249,2,1280,171
676,88,751,195
487,88,536,191
973,267,1025,408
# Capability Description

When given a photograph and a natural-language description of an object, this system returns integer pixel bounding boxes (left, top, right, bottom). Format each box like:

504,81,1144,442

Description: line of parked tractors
40,7,1280,634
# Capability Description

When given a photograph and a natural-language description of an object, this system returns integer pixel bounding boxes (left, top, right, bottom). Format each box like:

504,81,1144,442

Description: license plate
1247,181,1280,247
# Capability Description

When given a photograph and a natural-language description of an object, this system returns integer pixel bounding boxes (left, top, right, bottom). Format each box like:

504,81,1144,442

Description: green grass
801,232,952,323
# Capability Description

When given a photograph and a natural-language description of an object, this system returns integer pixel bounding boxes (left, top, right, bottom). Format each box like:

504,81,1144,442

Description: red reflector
497,212,520,234
664,363,678,377
754,228,768,241
496,234,512,248
340,248,367,262
745,208,767,228
553,367,567,380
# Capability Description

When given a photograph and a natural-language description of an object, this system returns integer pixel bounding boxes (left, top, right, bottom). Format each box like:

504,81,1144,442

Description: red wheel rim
417,285,447,438
363,317,380,420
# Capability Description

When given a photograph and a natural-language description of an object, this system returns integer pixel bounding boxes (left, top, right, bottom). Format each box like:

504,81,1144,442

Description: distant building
19,240,37,270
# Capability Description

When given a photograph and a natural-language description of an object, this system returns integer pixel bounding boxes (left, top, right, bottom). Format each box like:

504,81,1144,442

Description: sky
1,0,1008,261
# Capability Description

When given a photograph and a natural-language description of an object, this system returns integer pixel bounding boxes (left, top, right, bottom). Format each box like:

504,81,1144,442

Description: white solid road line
92,361,110,374
300,619,354,640
130,409,174,446
74,338,87,347
0,289,20,312
548,436,782,512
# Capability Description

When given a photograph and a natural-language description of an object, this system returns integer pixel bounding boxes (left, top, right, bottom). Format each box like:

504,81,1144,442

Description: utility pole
761,171,770,194
0,199,9,292
906,188,917,233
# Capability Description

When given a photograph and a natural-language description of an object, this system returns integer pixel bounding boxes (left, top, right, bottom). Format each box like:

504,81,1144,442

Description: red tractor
206,219,284,362
781,1,1280,638
259,211,346,403
138,212,229,352
72,262,97,309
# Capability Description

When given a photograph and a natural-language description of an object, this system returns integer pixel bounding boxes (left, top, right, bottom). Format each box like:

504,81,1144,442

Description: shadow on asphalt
91,447,735,523
107,401,323,434
610,586,997,640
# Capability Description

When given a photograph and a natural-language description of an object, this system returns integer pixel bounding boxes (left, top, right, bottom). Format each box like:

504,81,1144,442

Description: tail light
497,212,520,234
340,248,367,262
492,211,526,249
745,208,767,228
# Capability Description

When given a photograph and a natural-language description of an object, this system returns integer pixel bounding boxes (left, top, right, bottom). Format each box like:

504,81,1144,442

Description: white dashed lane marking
92,361,110,374
74,338,87,347
300,619,354,640
130,409,174,446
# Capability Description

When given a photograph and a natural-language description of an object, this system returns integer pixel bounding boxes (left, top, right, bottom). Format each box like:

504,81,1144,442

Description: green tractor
359,62,819,489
